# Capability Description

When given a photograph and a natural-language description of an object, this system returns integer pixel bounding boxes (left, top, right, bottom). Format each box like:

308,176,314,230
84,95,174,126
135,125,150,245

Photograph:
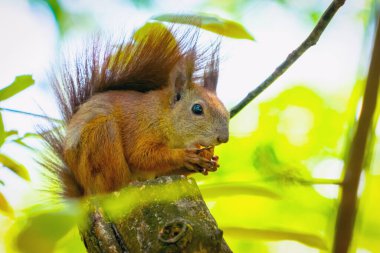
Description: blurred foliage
0,193,14,218
248,86,350,190
26,0,375,40
29,0,72,34
26,0,339,36
0,75,36,217
16,206,80,253
353,173,380,252
28,0,92,35
128,0,154,9
5,202,83,253
152,13,254,40
222,227,328,250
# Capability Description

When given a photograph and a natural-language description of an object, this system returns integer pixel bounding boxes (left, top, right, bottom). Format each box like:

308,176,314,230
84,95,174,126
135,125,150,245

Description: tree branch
229,0,346,118
333,11,380,253
80,175,232,253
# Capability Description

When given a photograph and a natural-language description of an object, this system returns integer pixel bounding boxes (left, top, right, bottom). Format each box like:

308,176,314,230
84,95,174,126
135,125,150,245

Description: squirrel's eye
192,104,203,115
175,93,181,101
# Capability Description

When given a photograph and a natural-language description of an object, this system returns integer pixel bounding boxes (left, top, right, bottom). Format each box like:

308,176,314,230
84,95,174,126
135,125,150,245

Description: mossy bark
80,175,232,253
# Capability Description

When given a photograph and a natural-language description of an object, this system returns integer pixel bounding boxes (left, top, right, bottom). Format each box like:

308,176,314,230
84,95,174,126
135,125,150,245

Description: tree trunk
80,175,232,253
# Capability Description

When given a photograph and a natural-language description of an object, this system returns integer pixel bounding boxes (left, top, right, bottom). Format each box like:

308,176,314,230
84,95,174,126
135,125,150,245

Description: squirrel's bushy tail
39,21,220,197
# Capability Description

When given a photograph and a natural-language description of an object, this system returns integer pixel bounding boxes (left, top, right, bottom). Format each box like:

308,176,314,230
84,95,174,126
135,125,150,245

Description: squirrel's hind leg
67,116,132,195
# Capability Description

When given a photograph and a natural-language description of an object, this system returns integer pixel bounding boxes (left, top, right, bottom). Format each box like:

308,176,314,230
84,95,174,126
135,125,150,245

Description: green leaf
16,207,78,253
152,13,254,40
0,192,14,217
223,227,328,250
13,139,33,150
11,132,40,150
21,132,40,139
3,130,19,143
13,139,36,151
0,113,4,147
0,153,30,181
5,130,18,138
199,183,281,199
6,131,39,142
0,75,34,101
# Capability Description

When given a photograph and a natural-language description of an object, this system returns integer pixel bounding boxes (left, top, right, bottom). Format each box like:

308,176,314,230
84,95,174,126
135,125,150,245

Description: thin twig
333,13,380,253
259,177,342,185
229,0,346,118
298,178,342,185
0,107,61,122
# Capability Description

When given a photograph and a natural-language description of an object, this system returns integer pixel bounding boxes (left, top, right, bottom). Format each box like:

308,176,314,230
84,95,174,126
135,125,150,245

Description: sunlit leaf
0,192,14,217
5,130,18,138
16,207,79,253
152,13,254,40
223,227,328,250
55,227,87,253
199,183,281,199
0,153,30,181
0,75,34,101
0,113,4,147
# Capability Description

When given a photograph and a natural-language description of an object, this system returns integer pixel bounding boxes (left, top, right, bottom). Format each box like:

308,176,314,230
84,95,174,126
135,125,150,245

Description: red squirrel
41,23,229,197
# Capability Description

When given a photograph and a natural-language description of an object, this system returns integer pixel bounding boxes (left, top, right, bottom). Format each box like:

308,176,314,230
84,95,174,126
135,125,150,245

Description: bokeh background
0,0,379,252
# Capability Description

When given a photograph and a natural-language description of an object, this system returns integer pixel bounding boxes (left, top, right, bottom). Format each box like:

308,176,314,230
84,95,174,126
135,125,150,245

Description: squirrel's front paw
183,148,219,175
197,146,220,175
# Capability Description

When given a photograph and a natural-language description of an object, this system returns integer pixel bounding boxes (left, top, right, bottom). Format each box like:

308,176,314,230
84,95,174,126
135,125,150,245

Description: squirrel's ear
169,54,194,98
174,70,189,94
169,66,186,95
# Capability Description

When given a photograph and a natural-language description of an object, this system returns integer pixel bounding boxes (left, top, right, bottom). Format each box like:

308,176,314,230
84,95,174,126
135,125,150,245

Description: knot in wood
158,219,193,249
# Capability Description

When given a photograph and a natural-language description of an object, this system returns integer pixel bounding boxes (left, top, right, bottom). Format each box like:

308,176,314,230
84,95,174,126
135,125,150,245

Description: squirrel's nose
217,134,229,144
216,125,229,144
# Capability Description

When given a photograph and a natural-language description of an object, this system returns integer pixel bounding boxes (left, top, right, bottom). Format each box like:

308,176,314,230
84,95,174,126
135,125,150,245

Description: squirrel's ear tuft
202,43,220,93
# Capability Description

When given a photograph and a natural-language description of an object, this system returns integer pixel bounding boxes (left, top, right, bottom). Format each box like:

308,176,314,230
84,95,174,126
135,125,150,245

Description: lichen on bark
80,175,232,253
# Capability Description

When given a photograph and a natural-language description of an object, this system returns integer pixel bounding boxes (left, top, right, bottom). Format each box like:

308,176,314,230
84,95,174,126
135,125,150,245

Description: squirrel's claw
183,148,219,175
212,155,219,161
